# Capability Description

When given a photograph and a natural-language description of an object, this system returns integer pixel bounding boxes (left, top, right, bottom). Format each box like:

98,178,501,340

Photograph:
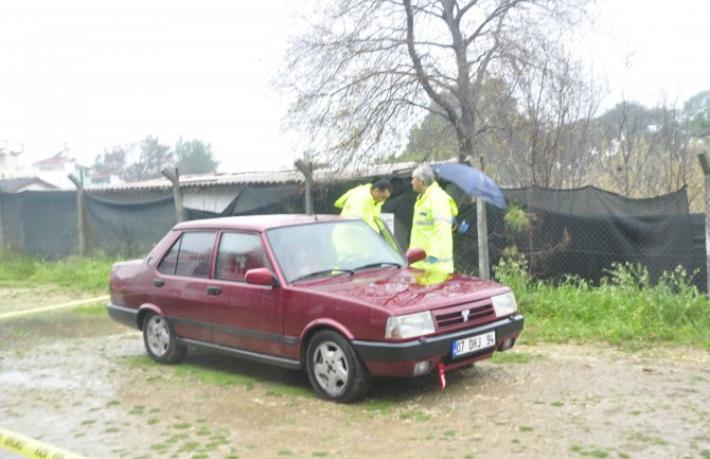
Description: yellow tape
0,427,89,459
0,295,109,321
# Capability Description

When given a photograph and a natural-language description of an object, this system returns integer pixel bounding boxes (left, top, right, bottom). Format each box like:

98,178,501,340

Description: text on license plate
451,331,496,358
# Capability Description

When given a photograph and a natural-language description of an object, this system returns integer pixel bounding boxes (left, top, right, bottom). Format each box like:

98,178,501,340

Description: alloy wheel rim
146,316,170,357
313,340,349,396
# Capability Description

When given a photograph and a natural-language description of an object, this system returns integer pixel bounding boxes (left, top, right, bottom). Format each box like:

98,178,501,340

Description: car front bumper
351,314,524,377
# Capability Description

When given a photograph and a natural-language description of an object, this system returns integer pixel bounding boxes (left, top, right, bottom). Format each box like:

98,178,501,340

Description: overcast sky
0,0,708,173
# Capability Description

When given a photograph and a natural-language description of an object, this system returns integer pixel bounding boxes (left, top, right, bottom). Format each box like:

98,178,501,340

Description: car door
153,230,217,342
206,231,284,356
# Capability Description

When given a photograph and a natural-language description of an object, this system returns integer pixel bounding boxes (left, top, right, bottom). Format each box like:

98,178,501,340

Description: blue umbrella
432,163,507,209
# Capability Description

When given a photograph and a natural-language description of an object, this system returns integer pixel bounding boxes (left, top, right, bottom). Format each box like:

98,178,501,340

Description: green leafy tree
123,136,174,182
175,139,219,174
92,146,128,179
684,90,710,140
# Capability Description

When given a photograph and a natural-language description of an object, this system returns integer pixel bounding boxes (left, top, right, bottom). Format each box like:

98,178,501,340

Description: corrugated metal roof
86,161,420,192
0,177,59,193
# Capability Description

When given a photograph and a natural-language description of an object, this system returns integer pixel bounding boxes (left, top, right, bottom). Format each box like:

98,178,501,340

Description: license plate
451,331,496,358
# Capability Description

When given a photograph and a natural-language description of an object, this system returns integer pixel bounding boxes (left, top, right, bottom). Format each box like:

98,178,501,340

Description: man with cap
409,164,459,273
334,179,393,232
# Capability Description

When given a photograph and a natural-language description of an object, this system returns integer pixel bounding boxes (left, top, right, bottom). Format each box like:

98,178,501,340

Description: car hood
295,268,509,313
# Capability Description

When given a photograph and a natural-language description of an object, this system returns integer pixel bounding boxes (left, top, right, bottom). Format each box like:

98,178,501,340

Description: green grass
496,260,710,349
0,251,117,293
173,364,256,389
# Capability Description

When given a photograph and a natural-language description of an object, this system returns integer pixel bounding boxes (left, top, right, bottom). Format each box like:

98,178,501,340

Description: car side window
215,232,272,282
174,231,216,278
157,237,181,275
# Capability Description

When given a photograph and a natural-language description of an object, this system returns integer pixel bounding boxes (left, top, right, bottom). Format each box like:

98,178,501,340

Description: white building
31,148,91,189
0,146,27,179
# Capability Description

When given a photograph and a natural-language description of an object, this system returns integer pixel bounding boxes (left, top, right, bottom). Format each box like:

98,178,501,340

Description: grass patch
363,398,396,415
399,409,432,422
0,251,117,293
570,444,608,457
495,260,710,349
173,364,256,389
489,351,544,364
264,382,313,398
627,432,669,446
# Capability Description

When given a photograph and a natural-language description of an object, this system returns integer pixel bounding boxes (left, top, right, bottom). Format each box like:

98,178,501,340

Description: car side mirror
245,268,279,287
405,248,426,264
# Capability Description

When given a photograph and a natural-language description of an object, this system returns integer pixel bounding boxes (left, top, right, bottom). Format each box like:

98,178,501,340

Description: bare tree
283,0,588,167
500,37,601,188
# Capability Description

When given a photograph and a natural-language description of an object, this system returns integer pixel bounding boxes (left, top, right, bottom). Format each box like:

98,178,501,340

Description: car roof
173,214,352,232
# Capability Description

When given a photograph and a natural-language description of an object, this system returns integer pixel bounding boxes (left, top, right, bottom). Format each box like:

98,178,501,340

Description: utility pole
476,155,490,279
162,168,184,223
68,174,87,257
698,152,710,292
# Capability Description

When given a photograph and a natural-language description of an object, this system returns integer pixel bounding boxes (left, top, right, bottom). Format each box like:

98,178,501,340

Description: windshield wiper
291,268,354,283
352,262,402,271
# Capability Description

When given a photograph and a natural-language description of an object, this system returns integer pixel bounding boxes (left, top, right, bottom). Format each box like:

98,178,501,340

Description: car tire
305,330,371,403
142,313,187,364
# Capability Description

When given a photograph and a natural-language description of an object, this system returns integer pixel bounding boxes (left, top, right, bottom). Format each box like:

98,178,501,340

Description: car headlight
385,311,435,339
491,292,517,317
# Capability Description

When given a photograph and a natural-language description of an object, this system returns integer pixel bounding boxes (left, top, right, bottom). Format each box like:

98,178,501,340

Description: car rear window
215,232,272,282
158,231,216,278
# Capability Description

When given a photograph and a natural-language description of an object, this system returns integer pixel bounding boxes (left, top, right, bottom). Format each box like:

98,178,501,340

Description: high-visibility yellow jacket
334,183,382,232
409,182,459,273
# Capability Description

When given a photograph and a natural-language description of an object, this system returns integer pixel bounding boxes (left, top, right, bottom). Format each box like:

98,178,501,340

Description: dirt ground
0,290,708,459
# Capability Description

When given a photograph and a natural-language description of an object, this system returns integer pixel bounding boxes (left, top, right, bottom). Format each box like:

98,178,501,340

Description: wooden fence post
68,174,87,257
295,159,314,215
698,152,710,292
162,168,184,223
0,194,5,250
476,156,490,280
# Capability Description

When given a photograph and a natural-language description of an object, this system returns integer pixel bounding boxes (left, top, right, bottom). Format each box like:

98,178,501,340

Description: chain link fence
0,181,705,291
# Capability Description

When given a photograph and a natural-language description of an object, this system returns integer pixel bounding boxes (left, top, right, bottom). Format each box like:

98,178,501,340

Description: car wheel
305,330,371,403
142,313,186,364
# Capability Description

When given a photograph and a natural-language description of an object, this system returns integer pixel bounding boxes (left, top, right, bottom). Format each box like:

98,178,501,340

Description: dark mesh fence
0,182,706,291
0,191,77,257
85,193,176,257
448,188,705,291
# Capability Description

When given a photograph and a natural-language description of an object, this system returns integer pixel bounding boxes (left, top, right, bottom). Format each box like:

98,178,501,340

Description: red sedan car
108,215,524,402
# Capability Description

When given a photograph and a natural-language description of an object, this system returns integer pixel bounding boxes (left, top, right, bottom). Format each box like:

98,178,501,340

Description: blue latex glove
456,220,470,234
427,255,439,263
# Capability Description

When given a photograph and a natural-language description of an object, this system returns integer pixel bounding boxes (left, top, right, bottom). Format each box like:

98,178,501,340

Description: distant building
31,148,91,189
0,145,27,179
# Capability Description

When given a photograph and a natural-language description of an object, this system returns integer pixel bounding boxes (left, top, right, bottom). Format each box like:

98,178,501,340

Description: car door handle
207,286,221,296
153,279,165,287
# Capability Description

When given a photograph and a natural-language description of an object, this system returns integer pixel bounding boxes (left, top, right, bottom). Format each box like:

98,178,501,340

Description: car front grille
434,300,496,330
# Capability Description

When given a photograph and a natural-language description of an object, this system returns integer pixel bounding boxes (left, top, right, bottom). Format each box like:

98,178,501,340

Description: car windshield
267,220,405,283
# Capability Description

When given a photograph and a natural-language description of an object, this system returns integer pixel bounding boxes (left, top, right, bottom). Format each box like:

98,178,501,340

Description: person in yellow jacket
409,164,459,273
333,179,392,232
331,179,392,266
